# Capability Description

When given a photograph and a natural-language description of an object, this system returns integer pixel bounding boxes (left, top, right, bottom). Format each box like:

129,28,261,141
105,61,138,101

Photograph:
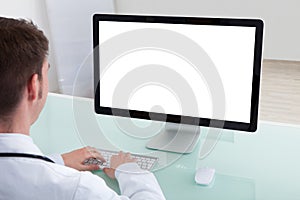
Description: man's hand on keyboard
103,152,136,179
62,146,105,171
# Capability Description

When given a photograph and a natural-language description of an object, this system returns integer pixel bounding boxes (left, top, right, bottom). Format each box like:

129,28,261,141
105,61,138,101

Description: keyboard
84,148,158,171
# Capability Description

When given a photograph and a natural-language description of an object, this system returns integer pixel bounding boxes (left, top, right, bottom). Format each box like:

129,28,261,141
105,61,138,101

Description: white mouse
195,167,215,185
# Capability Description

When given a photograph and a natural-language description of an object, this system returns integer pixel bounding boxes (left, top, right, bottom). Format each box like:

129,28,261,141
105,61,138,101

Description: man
0,17,165,200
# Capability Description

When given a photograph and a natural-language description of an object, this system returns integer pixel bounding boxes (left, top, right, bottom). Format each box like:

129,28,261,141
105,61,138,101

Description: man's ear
27,74,39,102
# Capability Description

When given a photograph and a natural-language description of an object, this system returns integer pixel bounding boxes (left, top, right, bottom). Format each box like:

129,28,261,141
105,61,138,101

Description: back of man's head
0,17,49,119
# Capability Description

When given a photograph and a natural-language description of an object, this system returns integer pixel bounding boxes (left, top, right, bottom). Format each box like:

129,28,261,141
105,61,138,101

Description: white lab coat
0,134,166,200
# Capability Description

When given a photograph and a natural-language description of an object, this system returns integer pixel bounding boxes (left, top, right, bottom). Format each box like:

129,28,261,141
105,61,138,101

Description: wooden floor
260,60,300,125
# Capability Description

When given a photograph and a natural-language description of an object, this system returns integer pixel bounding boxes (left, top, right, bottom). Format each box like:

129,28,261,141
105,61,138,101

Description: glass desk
31,93,300,200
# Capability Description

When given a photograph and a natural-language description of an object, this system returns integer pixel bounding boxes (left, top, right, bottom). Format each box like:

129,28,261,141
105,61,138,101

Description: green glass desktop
31,93,300,200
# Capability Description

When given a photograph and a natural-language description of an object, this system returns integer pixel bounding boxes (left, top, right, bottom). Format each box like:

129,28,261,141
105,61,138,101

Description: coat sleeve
48,154,65,165
115,163,166,200
73,163,166,200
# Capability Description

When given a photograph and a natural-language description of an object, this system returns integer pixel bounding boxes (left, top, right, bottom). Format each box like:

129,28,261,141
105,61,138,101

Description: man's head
0,17,49,125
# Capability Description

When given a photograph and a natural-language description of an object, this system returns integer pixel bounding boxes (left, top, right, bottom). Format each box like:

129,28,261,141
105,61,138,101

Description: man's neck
0,116,30,135
0,104,30,135
0,123,29,135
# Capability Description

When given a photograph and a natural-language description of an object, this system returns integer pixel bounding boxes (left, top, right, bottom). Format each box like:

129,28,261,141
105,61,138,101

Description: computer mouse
195,167,215,185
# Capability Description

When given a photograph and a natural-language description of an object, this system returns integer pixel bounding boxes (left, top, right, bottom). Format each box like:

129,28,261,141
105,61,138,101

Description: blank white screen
99,21,256,123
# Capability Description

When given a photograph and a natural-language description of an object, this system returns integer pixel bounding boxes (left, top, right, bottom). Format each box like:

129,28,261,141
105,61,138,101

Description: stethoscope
0,153,54,163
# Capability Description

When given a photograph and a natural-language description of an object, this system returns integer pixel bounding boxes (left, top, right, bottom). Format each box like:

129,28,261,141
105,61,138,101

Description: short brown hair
0,17,49,117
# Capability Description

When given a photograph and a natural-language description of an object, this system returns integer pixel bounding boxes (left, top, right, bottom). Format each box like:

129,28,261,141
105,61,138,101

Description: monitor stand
146,123,201,154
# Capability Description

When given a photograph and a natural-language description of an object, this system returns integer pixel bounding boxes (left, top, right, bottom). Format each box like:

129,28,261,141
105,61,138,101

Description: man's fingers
86,147,106,162
93,152,106,162
81,163,100,171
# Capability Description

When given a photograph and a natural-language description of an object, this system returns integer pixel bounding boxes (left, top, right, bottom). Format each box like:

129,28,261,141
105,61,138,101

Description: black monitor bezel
93,14,264,132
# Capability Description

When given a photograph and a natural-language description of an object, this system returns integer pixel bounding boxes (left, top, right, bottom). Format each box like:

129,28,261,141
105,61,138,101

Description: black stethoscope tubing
0,153,54,163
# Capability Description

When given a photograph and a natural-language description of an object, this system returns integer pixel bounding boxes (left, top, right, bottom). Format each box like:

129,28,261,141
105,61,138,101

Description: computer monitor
93,14,264,154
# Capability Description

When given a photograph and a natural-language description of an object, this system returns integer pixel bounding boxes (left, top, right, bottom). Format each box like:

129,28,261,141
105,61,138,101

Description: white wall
1,0,298,95
0,0,115,95
45,0,115,96
0,0,60,92
115,0,300,61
